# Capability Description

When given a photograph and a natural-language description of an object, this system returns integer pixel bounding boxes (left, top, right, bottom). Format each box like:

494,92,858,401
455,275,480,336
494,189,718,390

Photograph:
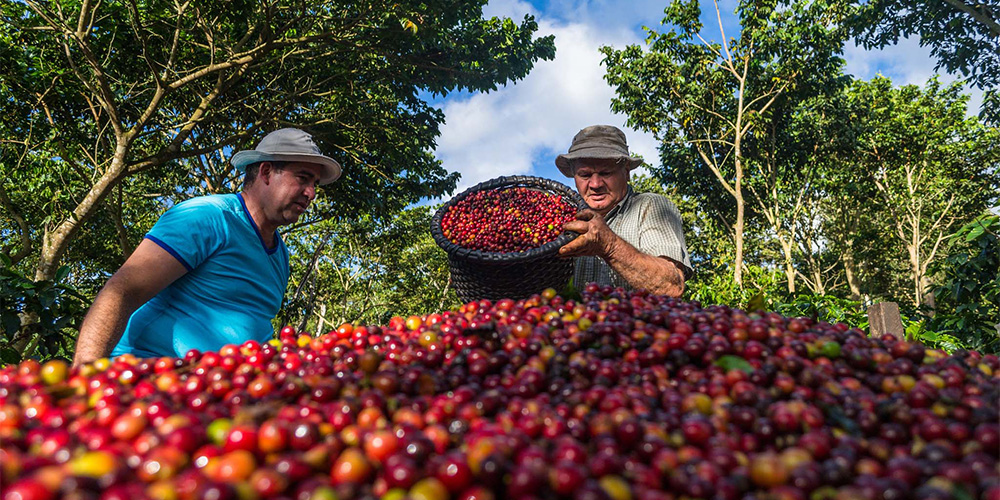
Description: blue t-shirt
111,194,290,358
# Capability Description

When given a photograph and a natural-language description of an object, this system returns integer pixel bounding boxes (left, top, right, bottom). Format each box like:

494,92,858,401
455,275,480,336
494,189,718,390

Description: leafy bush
278,206,460,332
901,317,967,353
771,294,969,353
774,294,869,330
927,214,1000,354
686,264,786,310
0,255,87,364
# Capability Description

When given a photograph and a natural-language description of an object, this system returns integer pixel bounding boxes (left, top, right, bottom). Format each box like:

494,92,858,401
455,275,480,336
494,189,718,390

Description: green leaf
38,289,56,309
951,485,976,500
713,355,755,373
746,292,768,312
818,402,861,436
1,312,19,337
560,278,582,303
0,347,21,365
55,266,70,282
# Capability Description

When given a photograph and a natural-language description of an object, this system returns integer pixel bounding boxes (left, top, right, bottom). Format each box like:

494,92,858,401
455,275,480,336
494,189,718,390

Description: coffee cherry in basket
441,187,577,253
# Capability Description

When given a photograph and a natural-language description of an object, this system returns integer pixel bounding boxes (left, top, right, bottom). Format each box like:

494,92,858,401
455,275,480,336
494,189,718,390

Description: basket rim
431,175,586,263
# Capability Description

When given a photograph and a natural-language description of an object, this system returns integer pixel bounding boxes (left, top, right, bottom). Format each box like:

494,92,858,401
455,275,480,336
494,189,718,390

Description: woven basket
431,176,585,303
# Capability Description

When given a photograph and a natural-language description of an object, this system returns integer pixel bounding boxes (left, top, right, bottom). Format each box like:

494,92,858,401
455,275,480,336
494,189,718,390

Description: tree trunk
921,275,935,311
841,240,862,300
733,156,745,288
907,243,922,307
780,238,796,294
811,264,825,295
114,183,134,261
734,196,745,288
35,142,130,281
317,303,327,334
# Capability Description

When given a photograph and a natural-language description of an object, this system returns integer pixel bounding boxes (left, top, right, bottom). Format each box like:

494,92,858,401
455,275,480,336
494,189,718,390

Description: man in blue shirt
72,128,342,364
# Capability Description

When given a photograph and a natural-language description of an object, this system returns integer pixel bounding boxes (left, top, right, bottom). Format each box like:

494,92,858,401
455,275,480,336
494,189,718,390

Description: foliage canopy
0,0,555,283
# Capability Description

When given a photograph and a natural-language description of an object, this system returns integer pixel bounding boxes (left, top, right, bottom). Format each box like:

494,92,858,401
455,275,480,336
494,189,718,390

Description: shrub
0,255,87,364
686,264,786,310
927,214,1000,354
774,293,869,330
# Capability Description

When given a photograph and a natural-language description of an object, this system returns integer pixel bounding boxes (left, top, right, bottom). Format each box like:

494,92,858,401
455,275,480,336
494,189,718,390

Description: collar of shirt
604,185,635,223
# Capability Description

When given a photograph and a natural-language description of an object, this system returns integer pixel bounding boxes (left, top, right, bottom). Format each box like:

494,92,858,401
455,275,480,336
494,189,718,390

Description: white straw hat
231,128,342,184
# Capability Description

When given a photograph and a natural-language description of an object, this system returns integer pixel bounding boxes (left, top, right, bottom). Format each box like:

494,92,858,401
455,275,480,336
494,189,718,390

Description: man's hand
558,208,686,297
558,209,621,259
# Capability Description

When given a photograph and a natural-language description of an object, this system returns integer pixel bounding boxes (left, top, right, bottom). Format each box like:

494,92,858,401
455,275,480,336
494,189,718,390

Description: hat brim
555,151,643,177
231,150,342,185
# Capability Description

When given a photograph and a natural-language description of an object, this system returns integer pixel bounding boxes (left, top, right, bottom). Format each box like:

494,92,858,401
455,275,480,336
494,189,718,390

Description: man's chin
587,198,610,211
282,210,305,225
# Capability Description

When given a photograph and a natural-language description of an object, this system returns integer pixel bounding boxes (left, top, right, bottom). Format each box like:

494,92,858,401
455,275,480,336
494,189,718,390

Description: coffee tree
0,0,555,284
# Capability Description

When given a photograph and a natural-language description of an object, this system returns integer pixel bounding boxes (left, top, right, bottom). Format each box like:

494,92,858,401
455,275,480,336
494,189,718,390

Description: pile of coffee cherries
440,187,577,253
2,284,998,500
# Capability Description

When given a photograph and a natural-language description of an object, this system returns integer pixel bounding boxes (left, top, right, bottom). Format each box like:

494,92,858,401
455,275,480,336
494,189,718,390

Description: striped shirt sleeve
633,194,693,279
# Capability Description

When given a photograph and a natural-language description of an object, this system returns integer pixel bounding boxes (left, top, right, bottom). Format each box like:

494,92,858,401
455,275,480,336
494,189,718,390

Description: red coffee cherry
441,187,576,253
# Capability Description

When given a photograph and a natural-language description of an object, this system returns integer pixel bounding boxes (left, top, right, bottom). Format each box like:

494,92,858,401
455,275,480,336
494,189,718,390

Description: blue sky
427,0,986,197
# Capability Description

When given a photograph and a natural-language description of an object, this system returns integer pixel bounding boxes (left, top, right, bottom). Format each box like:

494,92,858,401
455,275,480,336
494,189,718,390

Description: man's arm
559,209,686,297
73,238,189,366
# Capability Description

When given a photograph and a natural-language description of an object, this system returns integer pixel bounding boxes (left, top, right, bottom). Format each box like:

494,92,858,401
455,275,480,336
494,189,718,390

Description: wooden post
868,302,905,338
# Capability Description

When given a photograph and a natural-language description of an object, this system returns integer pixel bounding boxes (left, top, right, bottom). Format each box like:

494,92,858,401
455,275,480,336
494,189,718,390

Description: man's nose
304,185,316,201
588,176,604,189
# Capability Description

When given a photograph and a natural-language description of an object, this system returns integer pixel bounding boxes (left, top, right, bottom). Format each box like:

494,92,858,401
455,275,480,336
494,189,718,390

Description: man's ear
258,162,274,184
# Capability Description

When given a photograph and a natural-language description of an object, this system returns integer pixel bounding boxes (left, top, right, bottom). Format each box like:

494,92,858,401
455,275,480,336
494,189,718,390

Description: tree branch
26,0,124,134
165,0,192,75
0,181,33,264
711,0,736,72
942,0,1000,37
694,143,737,197
165,30,352,91
126,0,166,89
128,62,250,175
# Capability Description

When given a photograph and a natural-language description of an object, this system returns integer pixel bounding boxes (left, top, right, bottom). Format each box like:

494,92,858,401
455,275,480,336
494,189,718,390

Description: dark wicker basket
431,176,586,303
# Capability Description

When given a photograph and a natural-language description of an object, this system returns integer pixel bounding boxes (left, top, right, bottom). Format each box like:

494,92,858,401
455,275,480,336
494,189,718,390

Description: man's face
262,162,322,225
573,159,629,216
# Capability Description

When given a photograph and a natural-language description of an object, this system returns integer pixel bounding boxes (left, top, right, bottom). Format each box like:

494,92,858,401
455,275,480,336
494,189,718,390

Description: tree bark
941,0,1000,38
907,241,922,307
921,275,936,311
780,239,796,294
733,89,746,288
35,141,130,280
811,263,825,295
113,183,134,260
316,303,327,334
733,165,745,288
0,181,32,264
841,239,862,300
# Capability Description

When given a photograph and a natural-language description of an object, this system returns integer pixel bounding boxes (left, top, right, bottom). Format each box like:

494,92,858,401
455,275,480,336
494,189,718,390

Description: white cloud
436,2,659,195
482,0,537,20
844,37,985,115
433,1,988,201
487,0,667,32
844,36,935,85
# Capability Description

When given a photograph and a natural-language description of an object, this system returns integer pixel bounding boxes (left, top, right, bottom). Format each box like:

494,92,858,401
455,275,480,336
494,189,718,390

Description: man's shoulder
624,191,684,227
168,194,241,218
174,193,240,210
630,191,668,202
628,191,676,210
